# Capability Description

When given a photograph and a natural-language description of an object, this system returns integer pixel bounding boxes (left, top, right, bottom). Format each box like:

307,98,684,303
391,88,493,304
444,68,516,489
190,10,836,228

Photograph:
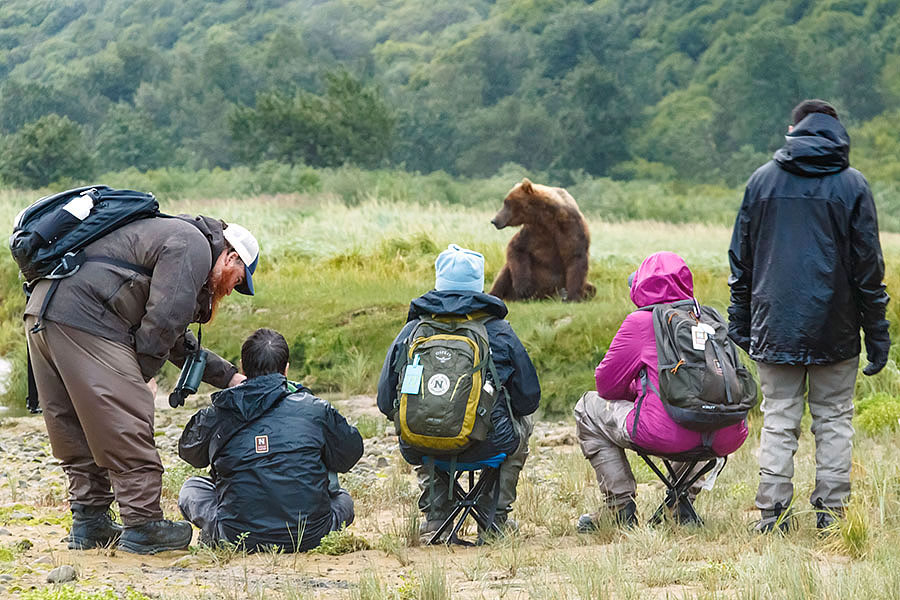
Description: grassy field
3,186,900,416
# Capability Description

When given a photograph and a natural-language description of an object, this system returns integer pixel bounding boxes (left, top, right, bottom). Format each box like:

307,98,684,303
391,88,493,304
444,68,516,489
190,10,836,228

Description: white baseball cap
222,223,259,295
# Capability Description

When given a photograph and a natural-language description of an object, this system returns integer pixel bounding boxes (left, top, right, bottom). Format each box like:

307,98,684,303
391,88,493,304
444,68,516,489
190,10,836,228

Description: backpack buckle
46,251,83,279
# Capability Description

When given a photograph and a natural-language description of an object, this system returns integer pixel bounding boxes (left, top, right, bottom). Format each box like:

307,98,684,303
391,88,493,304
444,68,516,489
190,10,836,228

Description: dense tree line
1,0,899,188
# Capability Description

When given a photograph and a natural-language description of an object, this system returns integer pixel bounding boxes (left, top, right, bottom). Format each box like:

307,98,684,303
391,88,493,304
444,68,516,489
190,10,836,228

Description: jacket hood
773,113,850,177
177,215,227,323
408,290,509,322
211,373,289,422
630,251,694,308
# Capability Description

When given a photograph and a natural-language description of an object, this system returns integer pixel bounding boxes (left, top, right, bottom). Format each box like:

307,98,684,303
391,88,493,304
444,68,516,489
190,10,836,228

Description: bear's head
491,178,538,229
492,178,572,229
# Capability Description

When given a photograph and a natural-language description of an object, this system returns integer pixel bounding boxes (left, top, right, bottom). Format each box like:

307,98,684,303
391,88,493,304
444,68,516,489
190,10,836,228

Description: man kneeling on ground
177,328,363,551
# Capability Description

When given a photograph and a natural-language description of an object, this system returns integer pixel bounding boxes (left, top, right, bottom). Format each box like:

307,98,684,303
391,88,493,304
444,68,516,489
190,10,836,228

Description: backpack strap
636,299,698,313
28,253,153,334
709,339,734,406
25,345,40,414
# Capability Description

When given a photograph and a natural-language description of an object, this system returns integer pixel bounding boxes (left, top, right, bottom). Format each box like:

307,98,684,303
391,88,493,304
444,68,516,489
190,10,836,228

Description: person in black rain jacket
728,99,890,533
377,244,541,535
178,328,363,551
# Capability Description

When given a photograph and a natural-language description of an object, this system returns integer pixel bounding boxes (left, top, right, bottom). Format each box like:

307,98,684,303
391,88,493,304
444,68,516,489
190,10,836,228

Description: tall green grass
3,182,900,416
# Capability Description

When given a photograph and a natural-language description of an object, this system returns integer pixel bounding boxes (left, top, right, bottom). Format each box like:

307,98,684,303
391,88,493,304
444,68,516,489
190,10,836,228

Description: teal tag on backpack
401,354,423,395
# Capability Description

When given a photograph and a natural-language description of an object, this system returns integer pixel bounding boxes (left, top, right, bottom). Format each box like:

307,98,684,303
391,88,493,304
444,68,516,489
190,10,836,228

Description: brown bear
489,178,596,302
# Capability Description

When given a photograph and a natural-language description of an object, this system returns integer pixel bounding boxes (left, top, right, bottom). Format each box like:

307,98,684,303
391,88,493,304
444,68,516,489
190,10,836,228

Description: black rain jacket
376,290,541,463
728,113,890,365
178,373,363,551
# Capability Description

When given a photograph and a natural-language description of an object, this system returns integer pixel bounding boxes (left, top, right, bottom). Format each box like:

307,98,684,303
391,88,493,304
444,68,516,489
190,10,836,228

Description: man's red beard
207,268,231,322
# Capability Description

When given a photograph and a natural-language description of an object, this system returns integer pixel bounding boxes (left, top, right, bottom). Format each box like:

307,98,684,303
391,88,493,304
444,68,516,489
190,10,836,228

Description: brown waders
25,317,164,526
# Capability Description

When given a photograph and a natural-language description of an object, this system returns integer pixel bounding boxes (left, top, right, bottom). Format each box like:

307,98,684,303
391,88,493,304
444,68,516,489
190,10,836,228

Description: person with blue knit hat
434,243,485,293
377,243,541,539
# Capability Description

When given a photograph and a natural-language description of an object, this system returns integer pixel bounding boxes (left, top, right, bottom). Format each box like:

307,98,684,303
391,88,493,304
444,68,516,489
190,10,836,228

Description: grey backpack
636,299,758,433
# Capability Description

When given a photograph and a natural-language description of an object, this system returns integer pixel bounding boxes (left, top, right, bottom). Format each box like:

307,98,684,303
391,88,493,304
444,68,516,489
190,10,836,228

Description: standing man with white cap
377,244,541,537
25,213,260,554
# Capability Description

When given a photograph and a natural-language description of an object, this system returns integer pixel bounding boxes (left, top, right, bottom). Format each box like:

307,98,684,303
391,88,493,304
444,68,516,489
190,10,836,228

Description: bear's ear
521,178,534,194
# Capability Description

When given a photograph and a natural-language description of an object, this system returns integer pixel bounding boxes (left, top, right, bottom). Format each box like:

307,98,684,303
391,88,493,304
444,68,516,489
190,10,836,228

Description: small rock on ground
47,565,77,583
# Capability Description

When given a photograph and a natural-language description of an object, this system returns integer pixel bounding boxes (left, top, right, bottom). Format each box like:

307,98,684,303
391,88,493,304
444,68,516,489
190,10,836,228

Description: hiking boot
495,515,518,535
419,519,446,536
576,512,601,533
667,497,702,526
478,514,518,539
754,502,791,534
67,504,123,550
614,500,638,528
577,499,638,532
118,519,193,554
814,499,843,533
419,518,449,543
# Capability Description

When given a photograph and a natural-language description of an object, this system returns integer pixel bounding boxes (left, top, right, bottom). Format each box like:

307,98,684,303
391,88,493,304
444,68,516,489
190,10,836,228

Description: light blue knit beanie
434,244,485,293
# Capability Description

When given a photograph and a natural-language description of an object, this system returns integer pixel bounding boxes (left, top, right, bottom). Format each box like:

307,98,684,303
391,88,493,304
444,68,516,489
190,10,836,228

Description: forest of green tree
1,0,900,189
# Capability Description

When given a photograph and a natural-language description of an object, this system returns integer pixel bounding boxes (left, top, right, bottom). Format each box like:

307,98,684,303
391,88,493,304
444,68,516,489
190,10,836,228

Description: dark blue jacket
178,374,363,551
376,290,540,462
728,113,890,365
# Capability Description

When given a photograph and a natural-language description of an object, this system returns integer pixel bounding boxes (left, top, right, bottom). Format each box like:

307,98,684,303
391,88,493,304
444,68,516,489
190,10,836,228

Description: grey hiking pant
417,414,533,522
178,476,355,548
574,391,703,508
25,317,164,525
755,356,858,511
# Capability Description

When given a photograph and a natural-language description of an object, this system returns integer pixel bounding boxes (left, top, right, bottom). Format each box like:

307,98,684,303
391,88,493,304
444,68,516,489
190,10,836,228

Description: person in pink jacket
574,251,748,529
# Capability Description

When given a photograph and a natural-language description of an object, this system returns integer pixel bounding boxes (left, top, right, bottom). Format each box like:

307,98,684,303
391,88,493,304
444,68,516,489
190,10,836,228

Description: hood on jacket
176,215,228,323
407,290,509,322
773,112,850,177
630,252,694,308
211,373,289,422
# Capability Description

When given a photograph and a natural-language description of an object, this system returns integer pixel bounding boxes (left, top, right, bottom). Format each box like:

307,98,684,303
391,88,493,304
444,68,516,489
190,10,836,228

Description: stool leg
429,468,502,545
428,471,467,545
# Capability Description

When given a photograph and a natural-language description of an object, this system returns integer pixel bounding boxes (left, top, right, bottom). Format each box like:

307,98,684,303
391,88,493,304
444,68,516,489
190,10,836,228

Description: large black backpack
636,299,758,433
10,185,159,285
9,185,160,412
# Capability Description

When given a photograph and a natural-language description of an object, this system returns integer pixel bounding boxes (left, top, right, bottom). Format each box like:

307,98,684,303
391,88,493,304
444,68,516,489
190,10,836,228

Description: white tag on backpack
691,325,707,350
691,323,716,350
401,355,423,395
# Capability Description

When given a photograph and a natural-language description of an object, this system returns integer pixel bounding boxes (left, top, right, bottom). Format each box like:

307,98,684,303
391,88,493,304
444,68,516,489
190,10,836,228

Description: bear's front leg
489,264,514,299
563,254,590,302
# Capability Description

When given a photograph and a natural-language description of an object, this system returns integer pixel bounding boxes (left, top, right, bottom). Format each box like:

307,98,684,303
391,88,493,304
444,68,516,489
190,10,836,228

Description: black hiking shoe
754,502,791,534
118,519,193,554
66,504,123,550
615,499,638,527
669,499,702,526
577,499,638,532
814,499,843,534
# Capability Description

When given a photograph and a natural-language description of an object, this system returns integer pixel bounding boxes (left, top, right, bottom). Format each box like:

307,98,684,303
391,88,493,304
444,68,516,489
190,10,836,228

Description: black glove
862,331,891,376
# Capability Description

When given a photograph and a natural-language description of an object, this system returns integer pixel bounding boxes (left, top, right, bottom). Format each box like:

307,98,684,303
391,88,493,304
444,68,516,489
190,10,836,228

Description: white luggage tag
691,323,716,350
400,354,424,395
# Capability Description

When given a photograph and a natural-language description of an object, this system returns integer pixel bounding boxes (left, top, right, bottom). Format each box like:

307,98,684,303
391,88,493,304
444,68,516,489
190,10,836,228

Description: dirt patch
0,399,617,599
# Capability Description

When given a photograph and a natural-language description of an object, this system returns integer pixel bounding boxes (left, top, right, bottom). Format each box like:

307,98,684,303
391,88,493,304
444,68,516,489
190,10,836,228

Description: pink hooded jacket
595,252,748,456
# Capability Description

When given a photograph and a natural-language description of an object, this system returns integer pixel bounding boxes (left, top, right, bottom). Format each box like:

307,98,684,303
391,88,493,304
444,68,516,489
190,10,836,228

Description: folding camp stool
636,449,725,526
421,453,507,546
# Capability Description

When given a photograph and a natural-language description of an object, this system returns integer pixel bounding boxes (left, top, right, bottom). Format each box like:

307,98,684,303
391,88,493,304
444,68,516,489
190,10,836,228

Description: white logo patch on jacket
255,435,269,454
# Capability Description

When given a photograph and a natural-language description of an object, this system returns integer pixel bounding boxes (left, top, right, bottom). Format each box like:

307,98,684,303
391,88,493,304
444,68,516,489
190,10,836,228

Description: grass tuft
310,525,371,555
